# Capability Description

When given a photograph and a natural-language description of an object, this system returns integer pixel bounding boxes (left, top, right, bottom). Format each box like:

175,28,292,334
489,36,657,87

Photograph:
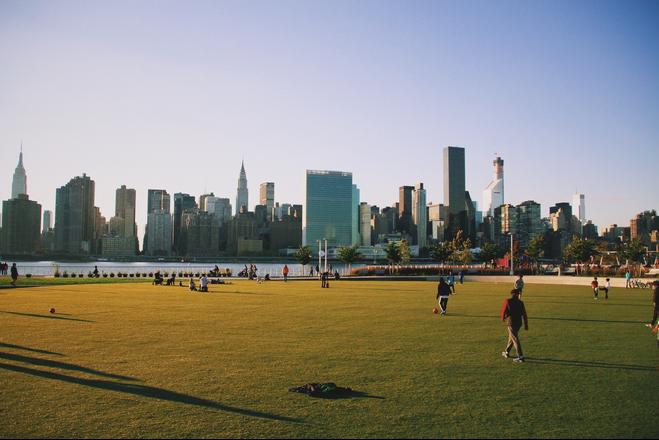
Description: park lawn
0,276,152,287
0,280,657,439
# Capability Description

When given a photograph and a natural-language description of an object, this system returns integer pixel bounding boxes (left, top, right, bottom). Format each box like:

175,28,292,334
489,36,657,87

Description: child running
591,277,599,300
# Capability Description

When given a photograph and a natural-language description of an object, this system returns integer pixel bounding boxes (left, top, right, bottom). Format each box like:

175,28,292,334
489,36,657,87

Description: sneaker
513,357,525,363
501,351,509,358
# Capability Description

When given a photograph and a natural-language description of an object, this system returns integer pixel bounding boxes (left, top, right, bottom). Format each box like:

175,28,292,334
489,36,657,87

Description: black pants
652,309,658,326
439,297,449,312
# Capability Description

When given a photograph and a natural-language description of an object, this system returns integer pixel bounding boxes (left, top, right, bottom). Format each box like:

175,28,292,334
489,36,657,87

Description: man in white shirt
200,275,209,292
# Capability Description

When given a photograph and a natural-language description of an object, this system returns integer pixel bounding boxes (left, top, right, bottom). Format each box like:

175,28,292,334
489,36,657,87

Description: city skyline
1,1,658,235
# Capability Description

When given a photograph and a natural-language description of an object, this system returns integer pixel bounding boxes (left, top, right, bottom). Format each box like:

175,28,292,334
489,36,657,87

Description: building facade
55,174,96,255
1,194,41,255
304,170,353,249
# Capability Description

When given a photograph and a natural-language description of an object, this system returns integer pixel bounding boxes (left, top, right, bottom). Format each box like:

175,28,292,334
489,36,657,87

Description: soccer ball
432,307,439,314
49,308,56,314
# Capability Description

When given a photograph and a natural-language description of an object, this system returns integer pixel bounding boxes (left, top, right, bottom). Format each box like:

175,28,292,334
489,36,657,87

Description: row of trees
291,234,651,275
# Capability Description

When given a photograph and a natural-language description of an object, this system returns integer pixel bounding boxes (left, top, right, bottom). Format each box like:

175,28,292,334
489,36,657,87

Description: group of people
238,264,259,280
0,262,11,275
189,274,209,292
2,262,19,286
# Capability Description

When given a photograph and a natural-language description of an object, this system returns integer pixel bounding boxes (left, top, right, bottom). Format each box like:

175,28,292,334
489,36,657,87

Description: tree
526,235,544,273
385,241,402,272
430,242,452,265
478,242,500,267
563,237,598,274
619,239,647,267
449,230,471,264
337,245,361,274
399,240,411,264
294,246,312,276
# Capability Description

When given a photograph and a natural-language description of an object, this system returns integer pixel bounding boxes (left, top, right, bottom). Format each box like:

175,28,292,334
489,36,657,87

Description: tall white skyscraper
573,193,586,223
11,148,27,199
359,202,371,246
483,156,504,216
236,161,249,213
412,183,427,249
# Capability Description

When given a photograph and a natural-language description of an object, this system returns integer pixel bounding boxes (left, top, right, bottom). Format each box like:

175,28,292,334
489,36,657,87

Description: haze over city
1,0,658,236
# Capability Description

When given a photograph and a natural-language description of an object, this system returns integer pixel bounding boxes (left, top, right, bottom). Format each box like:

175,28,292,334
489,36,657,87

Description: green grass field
0,276,152,287
1,280,657,438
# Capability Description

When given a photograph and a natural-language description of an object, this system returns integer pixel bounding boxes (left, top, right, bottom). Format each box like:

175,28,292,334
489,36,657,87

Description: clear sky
1,0,658,238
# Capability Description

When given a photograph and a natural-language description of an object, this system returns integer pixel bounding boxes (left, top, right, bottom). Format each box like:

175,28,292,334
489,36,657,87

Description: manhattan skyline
1,0,658,236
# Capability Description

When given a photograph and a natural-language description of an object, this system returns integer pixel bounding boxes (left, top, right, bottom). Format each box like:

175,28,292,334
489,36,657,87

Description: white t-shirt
200,276,208,288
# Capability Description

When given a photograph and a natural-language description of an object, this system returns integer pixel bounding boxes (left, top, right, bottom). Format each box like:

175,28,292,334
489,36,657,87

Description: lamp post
509,233,515,276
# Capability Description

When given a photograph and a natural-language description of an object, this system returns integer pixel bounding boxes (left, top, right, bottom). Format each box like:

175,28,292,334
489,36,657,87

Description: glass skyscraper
304,170,353,249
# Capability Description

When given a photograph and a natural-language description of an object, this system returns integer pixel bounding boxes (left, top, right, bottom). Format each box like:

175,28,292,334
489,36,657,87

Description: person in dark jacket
501,289,529,362
10,263,18,286
436,277,452,315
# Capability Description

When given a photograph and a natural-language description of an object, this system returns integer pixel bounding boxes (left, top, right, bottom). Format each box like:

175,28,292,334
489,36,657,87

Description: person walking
459,270,464,285
436,277,452,315
591,277,599,300
514,274,525,296
283,264,289,282
602,278,611,300
501,289,529,362
448,272,456,294
10,263,18,287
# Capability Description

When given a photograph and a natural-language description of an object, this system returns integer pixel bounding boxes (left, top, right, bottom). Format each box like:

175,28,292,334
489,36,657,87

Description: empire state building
12,148,27,198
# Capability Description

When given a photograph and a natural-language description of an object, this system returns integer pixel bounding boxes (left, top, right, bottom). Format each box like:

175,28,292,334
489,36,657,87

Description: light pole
509,233,515,276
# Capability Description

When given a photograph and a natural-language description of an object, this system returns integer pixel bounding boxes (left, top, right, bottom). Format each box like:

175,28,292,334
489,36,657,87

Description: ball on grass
49,308,56,314
432,307,439,314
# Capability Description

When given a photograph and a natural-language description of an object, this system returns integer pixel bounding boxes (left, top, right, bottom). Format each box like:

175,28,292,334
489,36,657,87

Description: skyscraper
42,210,52,234
173,193,197,255
412,183,427,249
359,202,372,246
55,174,96,255
205,197,232,223
147,189,171,214
144,189,171,254
1,194,41,254
443,146,467,239
304,170,353,249
236,161,249,213
352,184,360,246
573,193,585,224
398,186,414,235
259,182,275,220
115,185,136,238
483,156,504,216
11,148,27,199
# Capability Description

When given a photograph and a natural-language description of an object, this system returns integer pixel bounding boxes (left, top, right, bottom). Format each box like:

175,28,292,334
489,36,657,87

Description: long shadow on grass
0,362,302,423
525,357,656,372
450,314,641,325
0,343,63,356
529,300,647,308
311,390,385,400
0,311,94,323
0,352,139,381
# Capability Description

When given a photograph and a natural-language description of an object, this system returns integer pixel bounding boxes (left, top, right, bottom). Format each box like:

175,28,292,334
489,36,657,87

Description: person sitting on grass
189,278,197,292
166,274,176,286
199,274,208,292
153,271,163,286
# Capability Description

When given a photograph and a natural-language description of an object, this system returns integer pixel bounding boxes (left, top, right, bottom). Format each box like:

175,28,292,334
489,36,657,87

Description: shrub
26,274,32,278
194,273,200,277
102,273,108,278
178,272,183,277
54,271,61,278
79,274,83,278
163,272,169,278
62,271,69,278
148,272,153,278
142,273,148,278
70,273,77,278
110,273,115,278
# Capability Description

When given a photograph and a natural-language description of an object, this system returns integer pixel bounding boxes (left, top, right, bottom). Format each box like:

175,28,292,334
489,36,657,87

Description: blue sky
1,0,658,237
